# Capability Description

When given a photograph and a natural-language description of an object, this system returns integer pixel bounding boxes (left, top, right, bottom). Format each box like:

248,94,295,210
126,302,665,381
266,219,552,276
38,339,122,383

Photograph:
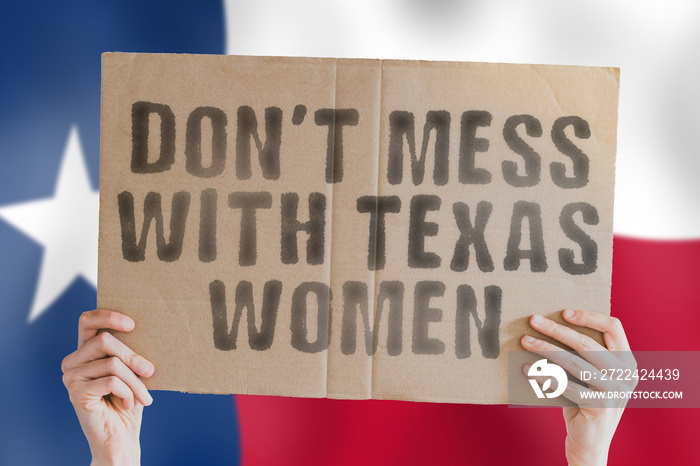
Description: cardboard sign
98,53,619,403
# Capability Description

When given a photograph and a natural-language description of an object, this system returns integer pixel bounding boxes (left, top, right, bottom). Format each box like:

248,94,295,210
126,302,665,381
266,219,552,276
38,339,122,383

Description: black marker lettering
131,101,176,174
504,201,547,272
387,110,450,185
118,191,190,262
199,189,217,263
356,195,401,271
185,106,227,178
455,285,501,359
281,192,326,265
450,201,494,272
559,202,599,275
412,281,446,355
228,192,272,266
290,282,330,353
210,279,282,351
408,195,441,269
458,110,492,184
551,116,590,189
315,108,359,183
236,106,282,180
502,114,542,187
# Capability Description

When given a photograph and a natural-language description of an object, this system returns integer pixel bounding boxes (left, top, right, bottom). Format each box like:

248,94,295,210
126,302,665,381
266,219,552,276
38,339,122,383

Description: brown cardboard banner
98,53,619,403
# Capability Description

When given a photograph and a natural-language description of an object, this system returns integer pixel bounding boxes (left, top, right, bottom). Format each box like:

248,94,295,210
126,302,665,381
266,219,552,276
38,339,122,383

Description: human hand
521,310,636,466
62,310,154,466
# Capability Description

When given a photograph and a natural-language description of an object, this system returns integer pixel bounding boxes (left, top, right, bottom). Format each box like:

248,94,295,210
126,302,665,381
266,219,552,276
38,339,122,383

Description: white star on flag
0,126,99,322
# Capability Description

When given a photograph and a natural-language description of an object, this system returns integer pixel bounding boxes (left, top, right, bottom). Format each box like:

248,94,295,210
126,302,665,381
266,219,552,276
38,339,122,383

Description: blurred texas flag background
1,1,698,464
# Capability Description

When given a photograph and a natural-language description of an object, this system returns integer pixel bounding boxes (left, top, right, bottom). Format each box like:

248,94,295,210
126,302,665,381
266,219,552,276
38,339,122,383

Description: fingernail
523,335,535,344
145,392,153,405
137,358,154,376
123,316,135,330
532,315,544,325
564,309,575,318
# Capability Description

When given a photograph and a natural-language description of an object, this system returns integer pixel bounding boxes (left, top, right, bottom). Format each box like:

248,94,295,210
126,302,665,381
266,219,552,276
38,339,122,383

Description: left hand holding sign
62,310,154,466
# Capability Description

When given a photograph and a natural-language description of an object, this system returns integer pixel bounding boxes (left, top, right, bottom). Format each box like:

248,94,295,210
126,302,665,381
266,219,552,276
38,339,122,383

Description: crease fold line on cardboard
323,58,338,398
529,65,567,118
369,59,385,400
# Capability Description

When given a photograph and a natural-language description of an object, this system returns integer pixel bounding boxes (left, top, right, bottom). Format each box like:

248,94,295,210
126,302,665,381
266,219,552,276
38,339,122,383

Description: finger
562,310,635,367
62,331,154,378
529,314,618,370
63,357,153,406
77,376,136,410
78,310,135,349
521,336,609,390
562,309,632,353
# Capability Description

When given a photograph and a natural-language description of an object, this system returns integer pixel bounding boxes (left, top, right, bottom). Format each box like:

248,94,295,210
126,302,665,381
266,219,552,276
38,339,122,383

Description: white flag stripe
225,0,700,239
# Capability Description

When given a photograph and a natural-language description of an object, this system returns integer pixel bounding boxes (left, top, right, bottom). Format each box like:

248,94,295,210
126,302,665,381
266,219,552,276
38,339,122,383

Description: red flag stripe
237,236,700,465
